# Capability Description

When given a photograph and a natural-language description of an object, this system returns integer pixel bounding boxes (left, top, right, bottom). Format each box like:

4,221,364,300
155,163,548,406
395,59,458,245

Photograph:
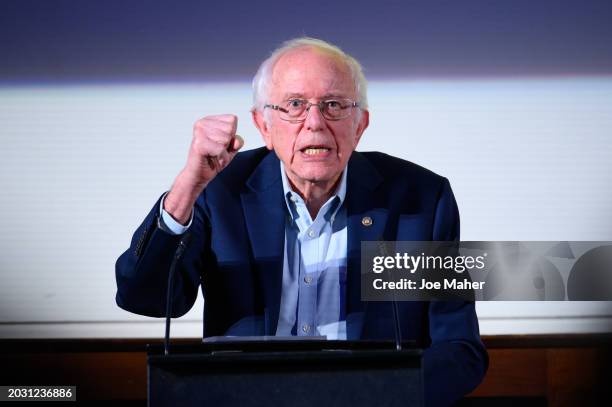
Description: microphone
164,232,192,355
377,240,403,351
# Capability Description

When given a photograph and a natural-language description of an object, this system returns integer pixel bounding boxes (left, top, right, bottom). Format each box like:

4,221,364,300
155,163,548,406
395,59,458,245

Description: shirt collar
280,161,348,221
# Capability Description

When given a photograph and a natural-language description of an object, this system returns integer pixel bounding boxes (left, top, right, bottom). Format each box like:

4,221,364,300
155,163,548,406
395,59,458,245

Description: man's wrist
159,192,193,235
164,171,206,224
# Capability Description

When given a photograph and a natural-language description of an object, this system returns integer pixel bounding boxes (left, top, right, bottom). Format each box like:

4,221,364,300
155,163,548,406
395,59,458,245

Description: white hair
251,37,369,114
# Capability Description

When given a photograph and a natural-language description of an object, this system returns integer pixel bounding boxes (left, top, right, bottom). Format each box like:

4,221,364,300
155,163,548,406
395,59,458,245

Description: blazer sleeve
115,192,209,318
423,178,489,406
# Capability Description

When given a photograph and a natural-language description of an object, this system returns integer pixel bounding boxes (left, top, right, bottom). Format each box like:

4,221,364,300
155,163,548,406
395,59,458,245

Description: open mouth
300,146,331,156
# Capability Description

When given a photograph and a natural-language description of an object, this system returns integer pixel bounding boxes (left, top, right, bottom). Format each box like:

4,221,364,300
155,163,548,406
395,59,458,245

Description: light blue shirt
159,163,348,340
276,162,348,340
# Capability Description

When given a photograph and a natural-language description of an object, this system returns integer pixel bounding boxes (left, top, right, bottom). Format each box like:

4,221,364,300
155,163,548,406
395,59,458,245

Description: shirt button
302,324,311,333
308,229,315,238
290,195,298,202
304,275,313,284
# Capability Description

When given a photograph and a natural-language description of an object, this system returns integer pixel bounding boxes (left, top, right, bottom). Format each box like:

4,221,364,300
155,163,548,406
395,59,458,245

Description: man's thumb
229,134,244,153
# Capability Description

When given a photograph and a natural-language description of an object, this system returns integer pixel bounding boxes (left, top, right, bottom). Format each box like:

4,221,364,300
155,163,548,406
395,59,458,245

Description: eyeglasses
264,98,359,123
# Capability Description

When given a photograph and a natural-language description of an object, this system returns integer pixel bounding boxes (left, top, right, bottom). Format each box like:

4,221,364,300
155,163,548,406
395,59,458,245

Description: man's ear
252,109,273,150
354,109,369,146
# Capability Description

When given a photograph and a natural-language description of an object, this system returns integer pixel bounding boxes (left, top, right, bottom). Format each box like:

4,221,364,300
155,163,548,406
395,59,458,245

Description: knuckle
207,143,223,156
193,122,207,136
221,123,234,136
193,138,212,155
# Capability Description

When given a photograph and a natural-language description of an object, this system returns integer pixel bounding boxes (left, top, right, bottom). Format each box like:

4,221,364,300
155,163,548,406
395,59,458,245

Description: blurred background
1,0,611,339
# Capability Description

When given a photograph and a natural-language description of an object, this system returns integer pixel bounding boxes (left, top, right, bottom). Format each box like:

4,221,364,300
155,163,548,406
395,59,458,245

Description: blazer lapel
241,152,285,335
345,152,387,339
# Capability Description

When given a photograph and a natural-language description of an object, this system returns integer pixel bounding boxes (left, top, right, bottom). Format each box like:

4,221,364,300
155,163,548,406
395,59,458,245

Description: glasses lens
282,100,307,120
323,99,352,120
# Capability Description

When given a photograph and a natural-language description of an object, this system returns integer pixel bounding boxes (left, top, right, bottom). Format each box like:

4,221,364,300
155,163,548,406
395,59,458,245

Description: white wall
1,78,611,338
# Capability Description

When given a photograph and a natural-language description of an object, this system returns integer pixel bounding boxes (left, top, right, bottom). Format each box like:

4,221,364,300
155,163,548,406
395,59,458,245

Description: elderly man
116,37,487,405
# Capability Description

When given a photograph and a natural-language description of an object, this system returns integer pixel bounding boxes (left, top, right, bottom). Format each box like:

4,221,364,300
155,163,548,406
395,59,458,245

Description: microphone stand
164,233,192,355
378,240,402,351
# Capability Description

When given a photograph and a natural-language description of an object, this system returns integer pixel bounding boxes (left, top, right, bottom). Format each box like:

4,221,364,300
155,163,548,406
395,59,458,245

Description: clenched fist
185,115,244,186
164,114,245,224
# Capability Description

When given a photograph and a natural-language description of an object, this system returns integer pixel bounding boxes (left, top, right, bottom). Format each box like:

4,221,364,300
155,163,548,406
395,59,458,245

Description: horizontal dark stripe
1,0,611,82
1,334,611,353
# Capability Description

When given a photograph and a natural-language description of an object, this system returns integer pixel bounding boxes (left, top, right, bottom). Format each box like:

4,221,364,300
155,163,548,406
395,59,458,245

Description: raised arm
115,115,244,317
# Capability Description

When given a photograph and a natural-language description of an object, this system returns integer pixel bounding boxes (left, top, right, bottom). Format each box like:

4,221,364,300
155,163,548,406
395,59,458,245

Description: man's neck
287,174,342,220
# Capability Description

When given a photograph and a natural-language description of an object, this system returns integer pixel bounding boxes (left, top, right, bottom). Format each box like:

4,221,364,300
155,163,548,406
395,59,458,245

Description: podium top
147,338,420,358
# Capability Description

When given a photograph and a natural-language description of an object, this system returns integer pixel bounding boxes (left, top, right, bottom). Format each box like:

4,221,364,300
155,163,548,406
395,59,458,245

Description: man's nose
305,103,325,131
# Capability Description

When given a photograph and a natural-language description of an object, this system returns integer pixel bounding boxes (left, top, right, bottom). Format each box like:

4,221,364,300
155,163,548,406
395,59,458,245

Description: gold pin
361,216,373,226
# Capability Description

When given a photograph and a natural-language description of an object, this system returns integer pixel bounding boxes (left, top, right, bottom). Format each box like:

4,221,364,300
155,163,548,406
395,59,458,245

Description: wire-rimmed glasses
264,98,359,123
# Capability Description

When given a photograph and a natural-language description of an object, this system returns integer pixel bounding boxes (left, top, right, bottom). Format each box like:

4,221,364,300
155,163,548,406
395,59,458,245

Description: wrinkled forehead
269,47,356,99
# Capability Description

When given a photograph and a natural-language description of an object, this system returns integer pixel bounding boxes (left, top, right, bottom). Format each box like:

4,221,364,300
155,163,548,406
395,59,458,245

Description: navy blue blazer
116,147,487,405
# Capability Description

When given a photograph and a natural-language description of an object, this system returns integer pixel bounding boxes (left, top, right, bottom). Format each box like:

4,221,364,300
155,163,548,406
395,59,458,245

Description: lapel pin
361,216,373,227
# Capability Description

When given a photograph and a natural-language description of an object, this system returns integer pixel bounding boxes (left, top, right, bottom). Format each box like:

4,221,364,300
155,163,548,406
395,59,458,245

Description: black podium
147,339,422,407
